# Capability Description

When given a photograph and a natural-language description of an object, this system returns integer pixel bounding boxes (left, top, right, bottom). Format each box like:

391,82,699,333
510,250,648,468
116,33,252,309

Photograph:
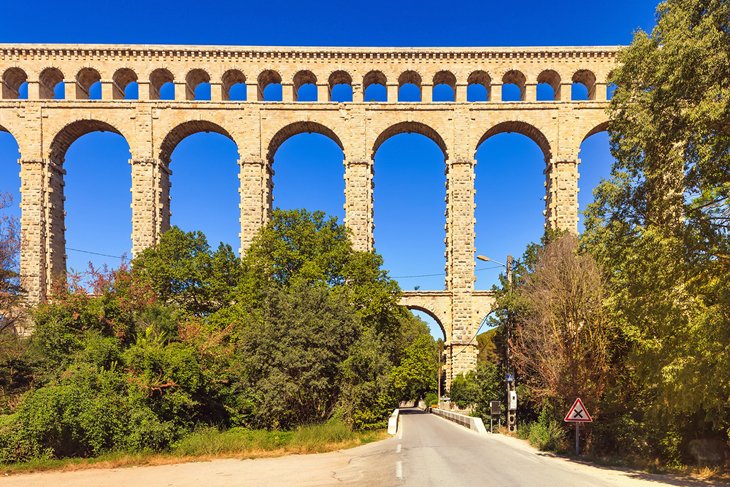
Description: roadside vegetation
0,208,437,469
447,0,729,473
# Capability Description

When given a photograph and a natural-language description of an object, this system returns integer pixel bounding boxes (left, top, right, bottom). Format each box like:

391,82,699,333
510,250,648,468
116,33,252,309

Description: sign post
489,401,501,433
564,398,592,455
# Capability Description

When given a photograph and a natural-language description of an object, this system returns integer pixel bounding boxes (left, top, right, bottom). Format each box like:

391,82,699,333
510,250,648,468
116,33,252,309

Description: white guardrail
387,409,400,435
431,408,488,434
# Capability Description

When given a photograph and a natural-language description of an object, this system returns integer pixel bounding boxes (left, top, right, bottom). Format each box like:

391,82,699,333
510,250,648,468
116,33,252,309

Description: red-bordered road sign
564,398,593,423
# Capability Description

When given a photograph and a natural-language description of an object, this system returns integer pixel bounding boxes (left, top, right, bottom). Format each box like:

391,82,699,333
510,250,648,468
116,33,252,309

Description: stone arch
583,120,610,142
149,68,174,100
185,68,211,100
573,69,597,100
363,70,387,102
222,69,246,100
398,70,422,101
433,70,456,88
49,119,128,163
39,67,64,99
476,121,551,160
398,70,422,87
293,70,317,101
467,70,491,101
2,67,27,99
76,67,101,100
328,70,352,102
112,68,138,99
502,70,526,101
328,70,352,88
257,69,282,101
537,69,561,100
266,121,344,162
363,70,386,90
433,70,456,102
406,305,448,339
159,120,236,164
373,121,447,159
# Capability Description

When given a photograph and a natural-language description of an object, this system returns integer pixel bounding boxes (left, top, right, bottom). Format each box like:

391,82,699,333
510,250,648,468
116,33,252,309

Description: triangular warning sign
564,398,593,422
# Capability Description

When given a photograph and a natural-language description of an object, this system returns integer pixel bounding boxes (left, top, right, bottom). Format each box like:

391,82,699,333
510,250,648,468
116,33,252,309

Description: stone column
560,82,572,101
176,82,188,100
386,83,398,102
137,81,150,101
317,83,329,102
131,158,170,256
445,158,477,379
594,82,608,101
282,83,294,102
344,159,373,252
455,83,468,103
352,83,363,103
247,83,259,101
45,158,66,295
25,81,40,99
422,83,433,102
210,82,223,101
524,83,537,101
490,83,502,102
19,159,47,304
100,80,114,100
64,80,76,100
239,159,271,253
545,158,579,232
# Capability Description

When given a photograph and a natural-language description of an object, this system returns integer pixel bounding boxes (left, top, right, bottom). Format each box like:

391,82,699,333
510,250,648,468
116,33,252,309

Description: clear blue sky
0,0,659,337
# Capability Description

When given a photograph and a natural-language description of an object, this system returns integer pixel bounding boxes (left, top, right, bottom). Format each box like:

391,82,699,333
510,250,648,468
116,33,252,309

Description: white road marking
397,420,403,440
396,444,401,453
395,460,403,480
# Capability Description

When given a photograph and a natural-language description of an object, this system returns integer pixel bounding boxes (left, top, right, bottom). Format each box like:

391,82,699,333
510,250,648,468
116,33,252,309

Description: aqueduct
0,44,616,383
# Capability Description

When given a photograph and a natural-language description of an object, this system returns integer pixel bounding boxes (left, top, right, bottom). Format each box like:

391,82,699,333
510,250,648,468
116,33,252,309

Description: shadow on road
398,407,426,415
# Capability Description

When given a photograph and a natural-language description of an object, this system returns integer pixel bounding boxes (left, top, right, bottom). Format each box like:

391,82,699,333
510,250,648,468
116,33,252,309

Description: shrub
525,407,567,452
424,392,438,408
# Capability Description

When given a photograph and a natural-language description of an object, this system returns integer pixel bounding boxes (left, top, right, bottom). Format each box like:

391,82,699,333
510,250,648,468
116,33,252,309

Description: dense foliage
0,209,438,463
481,0,729,466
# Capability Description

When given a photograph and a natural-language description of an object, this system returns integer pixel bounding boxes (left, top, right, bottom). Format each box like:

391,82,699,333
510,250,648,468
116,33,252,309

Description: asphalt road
1,408,716,487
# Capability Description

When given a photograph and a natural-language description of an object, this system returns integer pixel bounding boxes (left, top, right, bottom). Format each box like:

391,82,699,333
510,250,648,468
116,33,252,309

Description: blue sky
0,0,659,337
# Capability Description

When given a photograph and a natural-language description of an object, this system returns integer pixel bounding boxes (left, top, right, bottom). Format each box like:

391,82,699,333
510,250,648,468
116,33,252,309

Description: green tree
133,227,242,317
583,0,729,460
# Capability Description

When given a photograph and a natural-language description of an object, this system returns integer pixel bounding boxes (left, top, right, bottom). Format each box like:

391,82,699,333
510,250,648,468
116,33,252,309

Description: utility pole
476,253,517,432
506,255,517,433
437,341,442,407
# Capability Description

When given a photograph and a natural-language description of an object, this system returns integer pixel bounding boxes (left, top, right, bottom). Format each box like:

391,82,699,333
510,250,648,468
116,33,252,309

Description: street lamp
477,253,517,432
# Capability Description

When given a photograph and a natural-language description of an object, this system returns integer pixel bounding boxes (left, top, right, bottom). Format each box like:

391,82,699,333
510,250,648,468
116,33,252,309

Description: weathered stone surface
0,44,616,380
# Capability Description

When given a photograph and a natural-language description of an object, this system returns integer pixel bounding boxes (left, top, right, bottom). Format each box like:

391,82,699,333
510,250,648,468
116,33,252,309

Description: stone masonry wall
0,43,616,379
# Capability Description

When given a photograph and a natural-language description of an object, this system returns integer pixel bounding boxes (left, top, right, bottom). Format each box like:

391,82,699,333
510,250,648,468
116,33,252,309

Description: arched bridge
0,43,617,382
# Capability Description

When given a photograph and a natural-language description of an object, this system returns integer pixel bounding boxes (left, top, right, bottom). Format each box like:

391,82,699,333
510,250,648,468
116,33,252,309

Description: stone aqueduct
0,44,616,382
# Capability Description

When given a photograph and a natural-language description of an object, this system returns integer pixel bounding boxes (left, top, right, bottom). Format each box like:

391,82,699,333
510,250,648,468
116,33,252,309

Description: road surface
1,408,716,486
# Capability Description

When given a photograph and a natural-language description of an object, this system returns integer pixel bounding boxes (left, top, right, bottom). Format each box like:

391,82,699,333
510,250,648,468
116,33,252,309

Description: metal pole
506,255,516,432
437,346,441,407
575,423,580,455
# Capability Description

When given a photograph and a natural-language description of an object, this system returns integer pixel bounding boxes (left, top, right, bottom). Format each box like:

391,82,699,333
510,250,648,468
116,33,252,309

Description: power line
66,247,124,259
392,265,504,279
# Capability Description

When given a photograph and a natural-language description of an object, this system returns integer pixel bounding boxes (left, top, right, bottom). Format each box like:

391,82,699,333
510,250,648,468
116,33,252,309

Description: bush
424,392,438,408
525,407,567,452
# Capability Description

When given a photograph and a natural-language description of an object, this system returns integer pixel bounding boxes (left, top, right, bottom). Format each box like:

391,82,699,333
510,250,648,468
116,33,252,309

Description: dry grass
0,423,388,476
